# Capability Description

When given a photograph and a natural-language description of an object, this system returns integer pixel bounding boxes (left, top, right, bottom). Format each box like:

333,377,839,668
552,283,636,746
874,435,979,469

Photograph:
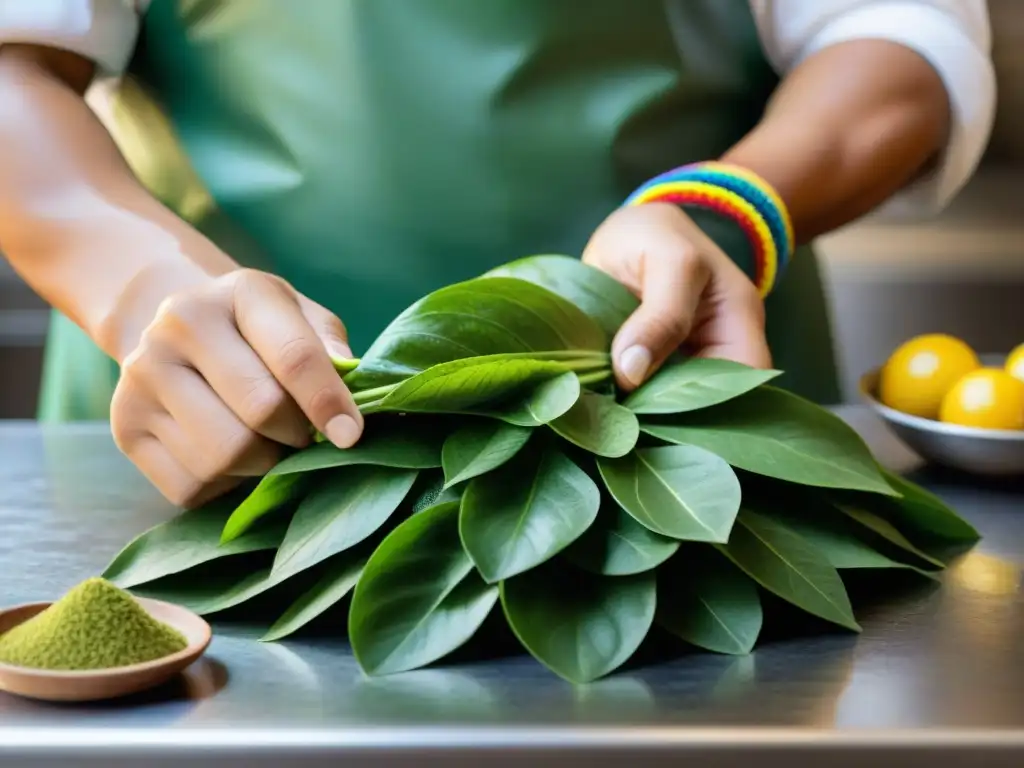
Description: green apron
38,0,840,422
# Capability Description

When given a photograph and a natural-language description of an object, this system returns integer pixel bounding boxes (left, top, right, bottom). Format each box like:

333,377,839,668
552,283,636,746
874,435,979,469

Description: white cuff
787,1,996,221
0,0,140,77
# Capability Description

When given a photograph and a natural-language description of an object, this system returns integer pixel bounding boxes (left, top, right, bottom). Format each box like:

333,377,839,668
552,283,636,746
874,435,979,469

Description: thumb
299,297,353,364
612,250,709,391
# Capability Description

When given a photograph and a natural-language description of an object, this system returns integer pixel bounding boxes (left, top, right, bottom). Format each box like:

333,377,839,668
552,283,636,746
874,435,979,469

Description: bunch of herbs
102,255,979,683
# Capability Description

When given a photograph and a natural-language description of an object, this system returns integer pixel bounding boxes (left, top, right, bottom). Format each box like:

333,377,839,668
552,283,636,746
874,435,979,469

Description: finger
150,411,280,482
611,248,710,390
232,272,364,448
182,322,311,449
110,356,157,455
131,435,241,509
692,293,773,370
112,348,243,507
149,291,311,449
150,363,283,480
299,296,354,363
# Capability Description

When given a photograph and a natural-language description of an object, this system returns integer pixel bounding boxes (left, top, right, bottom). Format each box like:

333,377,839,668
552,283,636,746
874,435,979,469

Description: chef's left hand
582,202,772,391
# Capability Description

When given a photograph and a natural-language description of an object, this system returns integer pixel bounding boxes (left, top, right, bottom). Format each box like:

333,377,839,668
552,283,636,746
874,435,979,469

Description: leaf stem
358,398,387,413
562,358,609,373
529,350,609,362
351,384,397,405
342,351,613,418
577,370,612,387
342,353,609,401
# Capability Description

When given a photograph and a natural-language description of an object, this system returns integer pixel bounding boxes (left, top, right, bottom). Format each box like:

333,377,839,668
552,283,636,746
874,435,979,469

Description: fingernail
325,414,361,449
323,339,353,363
619,345,652,386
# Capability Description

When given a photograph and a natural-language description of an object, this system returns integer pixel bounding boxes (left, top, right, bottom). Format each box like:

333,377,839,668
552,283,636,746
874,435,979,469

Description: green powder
0,578,188,671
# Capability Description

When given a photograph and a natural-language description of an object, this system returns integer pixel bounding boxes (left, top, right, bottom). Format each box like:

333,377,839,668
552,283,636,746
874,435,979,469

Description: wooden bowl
0,597,211,702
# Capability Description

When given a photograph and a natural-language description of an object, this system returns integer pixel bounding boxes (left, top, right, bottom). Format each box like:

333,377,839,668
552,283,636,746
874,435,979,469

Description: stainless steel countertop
1,412,1023,767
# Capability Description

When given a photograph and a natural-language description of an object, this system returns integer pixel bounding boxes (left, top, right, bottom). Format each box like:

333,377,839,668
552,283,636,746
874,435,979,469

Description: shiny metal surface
1,416,1023,767
859,355,1024,478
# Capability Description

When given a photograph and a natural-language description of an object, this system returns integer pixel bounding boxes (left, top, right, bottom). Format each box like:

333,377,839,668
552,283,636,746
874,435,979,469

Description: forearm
0,46,239,361
723,39,951,243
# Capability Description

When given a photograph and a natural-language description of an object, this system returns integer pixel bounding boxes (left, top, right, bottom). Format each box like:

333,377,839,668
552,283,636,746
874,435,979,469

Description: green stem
336,351,607,372
577,370,612,387
351,383,398,405
315,366,612,442
562,357,609,373
341,352,609,400
527,350,609,362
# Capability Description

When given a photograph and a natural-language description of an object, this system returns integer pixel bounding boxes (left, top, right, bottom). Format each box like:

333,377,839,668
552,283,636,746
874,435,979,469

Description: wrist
65,212,241,362
623,161,793,298
27,211,241,362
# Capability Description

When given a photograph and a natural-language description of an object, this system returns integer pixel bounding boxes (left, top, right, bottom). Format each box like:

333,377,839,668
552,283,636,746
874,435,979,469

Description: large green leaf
267,420,444,476
764,507,939,580
479,370,581,427
719,509,861,631
873,471,981,544
625,357,780,415
441,420,533,489
482,254,639,338
261,550,368,642
460,449,600,583
130,555,290,616
103,486,287,588
597,445,741,543
657,546,763,655
564,499,679,576
222,421,442,543
835,503,945,570
548,392,640,458
271,466,419,581
641,386,895,495
220,474,306,544
349,502,499,676
369,355,570,415
500,558,656,684
345,276,607,390
136,537,380,620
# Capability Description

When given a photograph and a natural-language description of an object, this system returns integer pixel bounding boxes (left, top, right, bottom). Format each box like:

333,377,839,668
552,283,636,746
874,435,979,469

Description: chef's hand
110,267,363,509
582,202,772,391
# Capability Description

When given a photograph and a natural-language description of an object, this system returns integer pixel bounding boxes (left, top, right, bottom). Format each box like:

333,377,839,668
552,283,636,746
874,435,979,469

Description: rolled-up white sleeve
0,0,141,77
754,0,997,220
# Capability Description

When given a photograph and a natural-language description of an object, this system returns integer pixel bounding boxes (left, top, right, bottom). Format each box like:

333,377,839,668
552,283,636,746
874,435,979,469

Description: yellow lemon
1006,343,1024,384
878,334,980,419
939,368,1024,431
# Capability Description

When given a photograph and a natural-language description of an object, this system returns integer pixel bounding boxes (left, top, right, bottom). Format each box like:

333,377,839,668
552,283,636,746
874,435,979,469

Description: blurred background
1,0,1023,418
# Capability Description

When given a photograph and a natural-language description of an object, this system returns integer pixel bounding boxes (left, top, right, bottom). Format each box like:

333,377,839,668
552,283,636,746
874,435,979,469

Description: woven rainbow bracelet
624,161,794,298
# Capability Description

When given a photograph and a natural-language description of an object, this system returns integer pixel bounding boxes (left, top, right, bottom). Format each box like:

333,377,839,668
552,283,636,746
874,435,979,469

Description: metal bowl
859,354,1024,478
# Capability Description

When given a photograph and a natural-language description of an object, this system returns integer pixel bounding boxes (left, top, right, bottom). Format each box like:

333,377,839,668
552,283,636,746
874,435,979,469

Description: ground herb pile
101,255,980,683
0,578,186,670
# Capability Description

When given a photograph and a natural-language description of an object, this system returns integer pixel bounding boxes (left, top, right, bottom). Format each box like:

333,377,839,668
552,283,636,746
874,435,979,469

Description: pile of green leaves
102,255,980,683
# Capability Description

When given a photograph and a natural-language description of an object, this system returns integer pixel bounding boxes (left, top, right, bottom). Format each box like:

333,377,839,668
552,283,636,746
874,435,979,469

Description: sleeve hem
791,2,996,221
0,0,140,77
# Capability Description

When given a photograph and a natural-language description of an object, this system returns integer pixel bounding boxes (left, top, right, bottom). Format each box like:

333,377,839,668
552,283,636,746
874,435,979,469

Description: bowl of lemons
860,337,1024,477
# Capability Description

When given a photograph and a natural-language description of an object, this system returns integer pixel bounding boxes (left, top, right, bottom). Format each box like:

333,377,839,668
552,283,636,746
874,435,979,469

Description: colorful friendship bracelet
624,161,794,298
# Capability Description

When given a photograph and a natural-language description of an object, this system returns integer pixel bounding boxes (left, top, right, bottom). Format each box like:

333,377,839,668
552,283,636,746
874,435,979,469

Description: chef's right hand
110,268,364,509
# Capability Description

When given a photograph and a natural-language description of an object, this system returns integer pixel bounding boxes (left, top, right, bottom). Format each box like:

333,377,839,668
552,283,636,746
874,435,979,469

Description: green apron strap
38,313,119,423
